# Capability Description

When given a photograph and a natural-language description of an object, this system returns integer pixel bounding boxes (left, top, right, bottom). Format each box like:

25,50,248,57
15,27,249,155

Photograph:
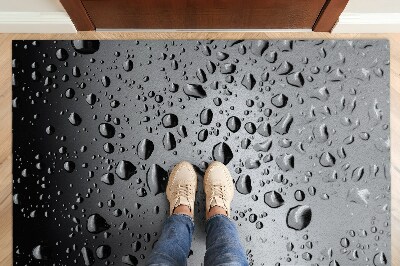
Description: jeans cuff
206,213,231,225
171,213,195,225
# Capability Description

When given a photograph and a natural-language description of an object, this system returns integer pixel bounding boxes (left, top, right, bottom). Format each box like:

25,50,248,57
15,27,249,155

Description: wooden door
61,0,349,32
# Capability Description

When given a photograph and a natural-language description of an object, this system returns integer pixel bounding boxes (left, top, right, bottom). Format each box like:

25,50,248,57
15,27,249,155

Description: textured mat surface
12,40,391,265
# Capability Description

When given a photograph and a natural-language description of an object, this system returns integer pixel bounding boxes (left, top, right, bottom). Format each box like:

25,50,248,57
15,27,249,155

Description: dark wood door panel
60,0,95,30
81,0,326,29
313,0,350,31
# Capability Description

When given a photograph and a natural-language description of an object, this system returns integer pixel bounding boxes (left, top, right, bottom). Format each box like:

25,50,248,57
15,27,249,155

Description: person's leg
146,213,194,265
203,162,248,266
146,161,198,266
205,210,248,266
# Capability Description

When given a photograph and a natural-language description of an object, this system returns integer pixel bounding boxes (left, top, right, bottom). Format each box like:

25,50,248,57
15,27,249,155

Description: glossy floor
0,32,399,265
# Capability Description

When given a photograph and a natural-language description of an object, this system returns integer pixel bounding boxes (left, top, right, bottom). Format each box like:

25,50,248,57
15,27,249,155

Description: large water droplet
286,205,312,230
250,40,269,56
216,51,229,61
277,61,293,75
271,94,288,108
132,241,141,252
241,73,256,90
147,164,168,195
81,247,95,265
198,129,208,142
123,59,133,71
276,153,294,172
294,190,305,201
244,122,256,134
32,245,49,260
71,40,100,54
103,143,114,153
68,112,82,126
101,173,114,185
347,187,370,205
196,68,207,83
96,245,111,259
373,252,387,265
137,139,154,160
329,260,340,266
64,161,75,173
257,122,271,137
302,252,312,261
280,138,294,151
116,160,136,180
122,254,138,265
163,132,176,150
264,191,284,208
72,66,80,77
65,88,75,99
86,93,96,105
87,213,110,233
319,152,336,167
226,116,241,133
313,124,329,143
200,109,213,125
273,113,293,135
162,114,178,128
99,123,115,138
340,237,350,248
212,142,233,165
170,83,179,92
265,51,277,63
287,72,304,87
253,140,272,152
31,70,42,81
220,63,236,74
206,60,216,73
241,138,251,149
236,175,252,194
45,125,55,135
351,167,365,181
56,48,68,61
101,76,110,87
184,84,207,98
245,159,260,169
177,125,187,138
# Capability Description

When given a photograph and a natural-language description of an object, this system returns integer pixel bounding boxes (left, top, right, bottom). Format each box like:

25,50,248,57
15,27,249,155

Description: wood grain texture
81,0,325,29
313,0,350,32
0,32,399,265
60,0,95,31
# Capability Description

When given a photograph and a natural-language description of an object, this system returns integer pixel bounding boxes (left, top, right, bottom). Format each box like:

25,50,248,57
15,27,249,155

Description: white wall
0,0,66,12
0,0,76,33
341,0,400,13
333,0,400,33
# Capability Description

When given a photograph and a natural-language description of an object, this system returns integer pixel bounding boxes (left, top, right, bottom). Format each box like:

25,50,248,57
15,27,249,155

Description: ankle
206,206,227,220
173,204,193,218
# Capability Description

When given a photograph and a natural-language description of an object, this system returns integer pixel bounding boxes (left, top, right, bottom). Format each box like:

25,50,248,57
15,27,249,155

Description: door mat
12,40,390,265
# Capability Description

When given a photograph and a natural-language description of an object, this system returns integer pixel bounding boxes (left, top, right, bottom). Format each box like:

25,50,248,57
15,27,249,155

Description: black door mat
12,40,391,265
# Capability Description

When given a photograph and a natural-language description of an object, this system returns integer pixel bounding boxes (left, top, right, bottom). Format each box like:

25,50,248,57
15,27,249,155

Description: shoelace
210,185,226,201
174,184,192,200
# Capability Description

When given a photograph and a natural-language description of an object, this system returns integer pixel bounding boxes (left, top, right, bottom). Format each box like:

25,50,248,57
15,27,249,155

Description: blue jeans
146,214,248,266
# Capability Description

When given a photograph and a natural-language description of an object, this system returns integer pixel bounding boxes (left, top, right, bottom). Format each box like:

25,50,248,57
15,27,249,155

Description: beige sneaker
166,161,197,215
204,161,234,217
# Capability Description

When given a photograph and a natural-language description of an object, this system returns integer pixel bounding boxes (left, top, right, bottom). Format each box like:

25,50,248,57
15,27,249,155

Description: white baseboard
1,11,399,34
0,12,76,33
333,12,400,33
